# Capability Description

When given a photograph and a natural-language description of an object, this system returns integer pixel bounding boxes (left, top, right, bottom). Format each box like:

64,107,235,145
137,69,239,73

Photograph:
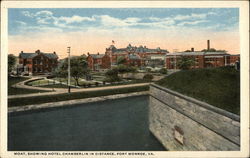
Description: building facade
18,50,58,75
105,44,169,67
166,51,240,69
86,52,111,71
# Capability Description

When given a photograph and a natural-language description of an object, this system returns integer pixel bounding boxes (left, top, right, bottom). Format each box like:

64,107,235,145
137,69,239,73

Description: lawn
8,77,50,95
156,66,240,115
26,79,54,86
8,85,149,107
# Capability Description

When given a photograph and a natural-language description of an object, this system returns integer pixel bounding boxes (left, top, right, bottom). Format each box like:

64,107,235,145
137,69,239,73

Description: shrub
95,82,99,86
143,74,154,81
159,68,168,74
146,68,151,72
115,65,137,73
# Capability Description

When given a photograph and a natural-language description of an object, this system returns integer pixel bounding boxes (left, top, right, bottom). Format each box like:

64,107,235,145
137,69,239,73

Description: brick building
105,44,169,67
126,53,142,67
18,50,58,75
166,50,240,69
166,40,240,69
86,52,111,71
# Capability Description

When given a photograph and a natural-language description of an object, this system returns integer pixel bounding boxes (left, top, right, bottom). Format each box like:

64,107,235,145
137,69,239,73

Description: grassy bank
8,85,149,107
8,77,50,95
156,67,240,115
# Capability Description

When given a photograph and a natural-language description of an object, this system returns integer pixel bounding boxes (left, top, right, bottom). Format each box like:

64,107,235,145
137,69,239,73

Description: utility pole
173,49,178,72
67,47,71,93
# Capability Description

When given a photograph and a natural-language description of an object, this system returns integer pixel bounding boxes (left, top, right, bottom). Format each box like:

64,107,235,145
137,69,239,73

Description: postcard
1,1,249,158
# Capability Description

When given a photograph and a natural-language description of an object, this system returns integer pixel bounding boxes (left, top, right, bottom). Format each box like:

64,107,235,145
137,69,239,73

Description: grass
26,79,54,86
8,77,50,95
156,66,240,115
8,85,149,107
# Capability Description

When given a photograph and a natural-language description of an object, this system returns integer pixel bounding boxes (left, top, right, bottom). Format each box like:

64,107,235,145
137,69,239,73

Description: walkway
9,81,150,99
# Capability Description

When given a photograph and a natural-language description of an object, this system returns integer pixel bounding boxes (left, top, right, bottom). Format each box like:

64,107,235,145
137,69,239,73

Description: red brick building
166,40,240,69
125,53,142,67
86,52,111,71
166,51,240,69
18,50,58,75
105,44,169,67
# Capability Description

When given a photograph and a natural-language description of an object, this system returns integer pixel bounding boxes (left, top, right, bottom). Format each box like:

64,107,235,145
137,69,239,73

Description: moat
8,95,165,151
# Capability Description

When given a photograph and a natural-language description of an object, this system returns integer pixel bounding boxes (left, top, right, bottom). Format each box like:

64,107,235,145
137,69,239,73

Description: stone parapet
149,83,240,151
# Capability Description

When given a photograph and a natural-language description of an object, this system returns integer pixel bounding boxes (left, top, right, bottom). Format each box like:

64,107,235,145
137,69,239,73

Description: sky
8,8,239,59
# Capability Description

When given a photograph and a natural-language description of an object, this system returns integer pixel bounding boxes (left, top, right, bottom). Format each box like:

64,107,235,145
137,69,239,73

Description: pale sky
8,8,239,59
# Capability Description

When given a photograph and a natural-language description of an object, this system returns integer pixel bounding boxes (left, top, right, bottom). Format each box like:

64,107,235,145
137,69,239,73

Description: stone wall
149,84,240,151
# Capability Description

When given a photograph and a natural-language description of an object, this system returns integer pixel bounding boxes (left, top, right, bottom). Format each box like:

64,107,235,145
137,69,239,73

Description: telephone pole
173,49,178,72
67,47,71,93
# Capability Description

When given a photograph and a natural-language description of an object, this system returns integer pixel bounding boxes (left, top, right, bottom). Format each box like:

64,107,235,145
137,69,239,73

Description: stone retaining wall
149,84,240,151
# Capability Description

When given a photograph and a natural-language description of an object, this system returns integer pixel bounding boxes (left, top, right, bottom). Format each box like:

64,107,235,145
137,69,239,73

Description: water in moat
8,95,165,151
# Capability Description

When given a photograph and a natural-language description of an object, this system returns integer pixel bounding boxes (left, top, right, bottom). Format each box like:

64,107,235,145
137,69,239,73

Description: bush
159,68,168,74
143,74,154,81
95,82,99,86
115,65,137,73
146,68,151,72
46,75,55,79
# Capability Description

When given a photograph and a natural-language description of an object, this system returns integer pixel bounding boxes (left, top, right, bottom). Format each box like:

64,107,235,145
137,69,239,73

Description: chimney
53,51,56,54
87,52,90,56
191,48,194,52
207,40,210,50
97,52,99,55
21,51,23,53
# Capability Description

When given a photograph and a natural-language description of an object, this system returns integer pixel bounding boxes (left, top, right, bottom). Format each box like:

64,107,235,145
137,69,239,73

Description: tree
201,48,217,52
105,69,121,82
54,55,89,86
117,56,126,65
8,54,16,75
177,56,195,70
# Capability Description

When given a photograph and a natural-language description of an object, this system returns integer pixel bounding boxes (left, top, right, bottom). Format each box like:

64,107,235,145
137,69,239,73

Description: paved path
9,82,150,99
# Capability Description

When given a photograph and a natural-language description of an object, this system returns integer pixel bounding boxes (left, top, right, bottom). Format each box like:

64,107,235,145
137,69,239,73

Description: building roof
89,54,105,59
107,44,169,54
167,51,228,56
43,53,58,59
19,51,58,59
128,53,141,60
